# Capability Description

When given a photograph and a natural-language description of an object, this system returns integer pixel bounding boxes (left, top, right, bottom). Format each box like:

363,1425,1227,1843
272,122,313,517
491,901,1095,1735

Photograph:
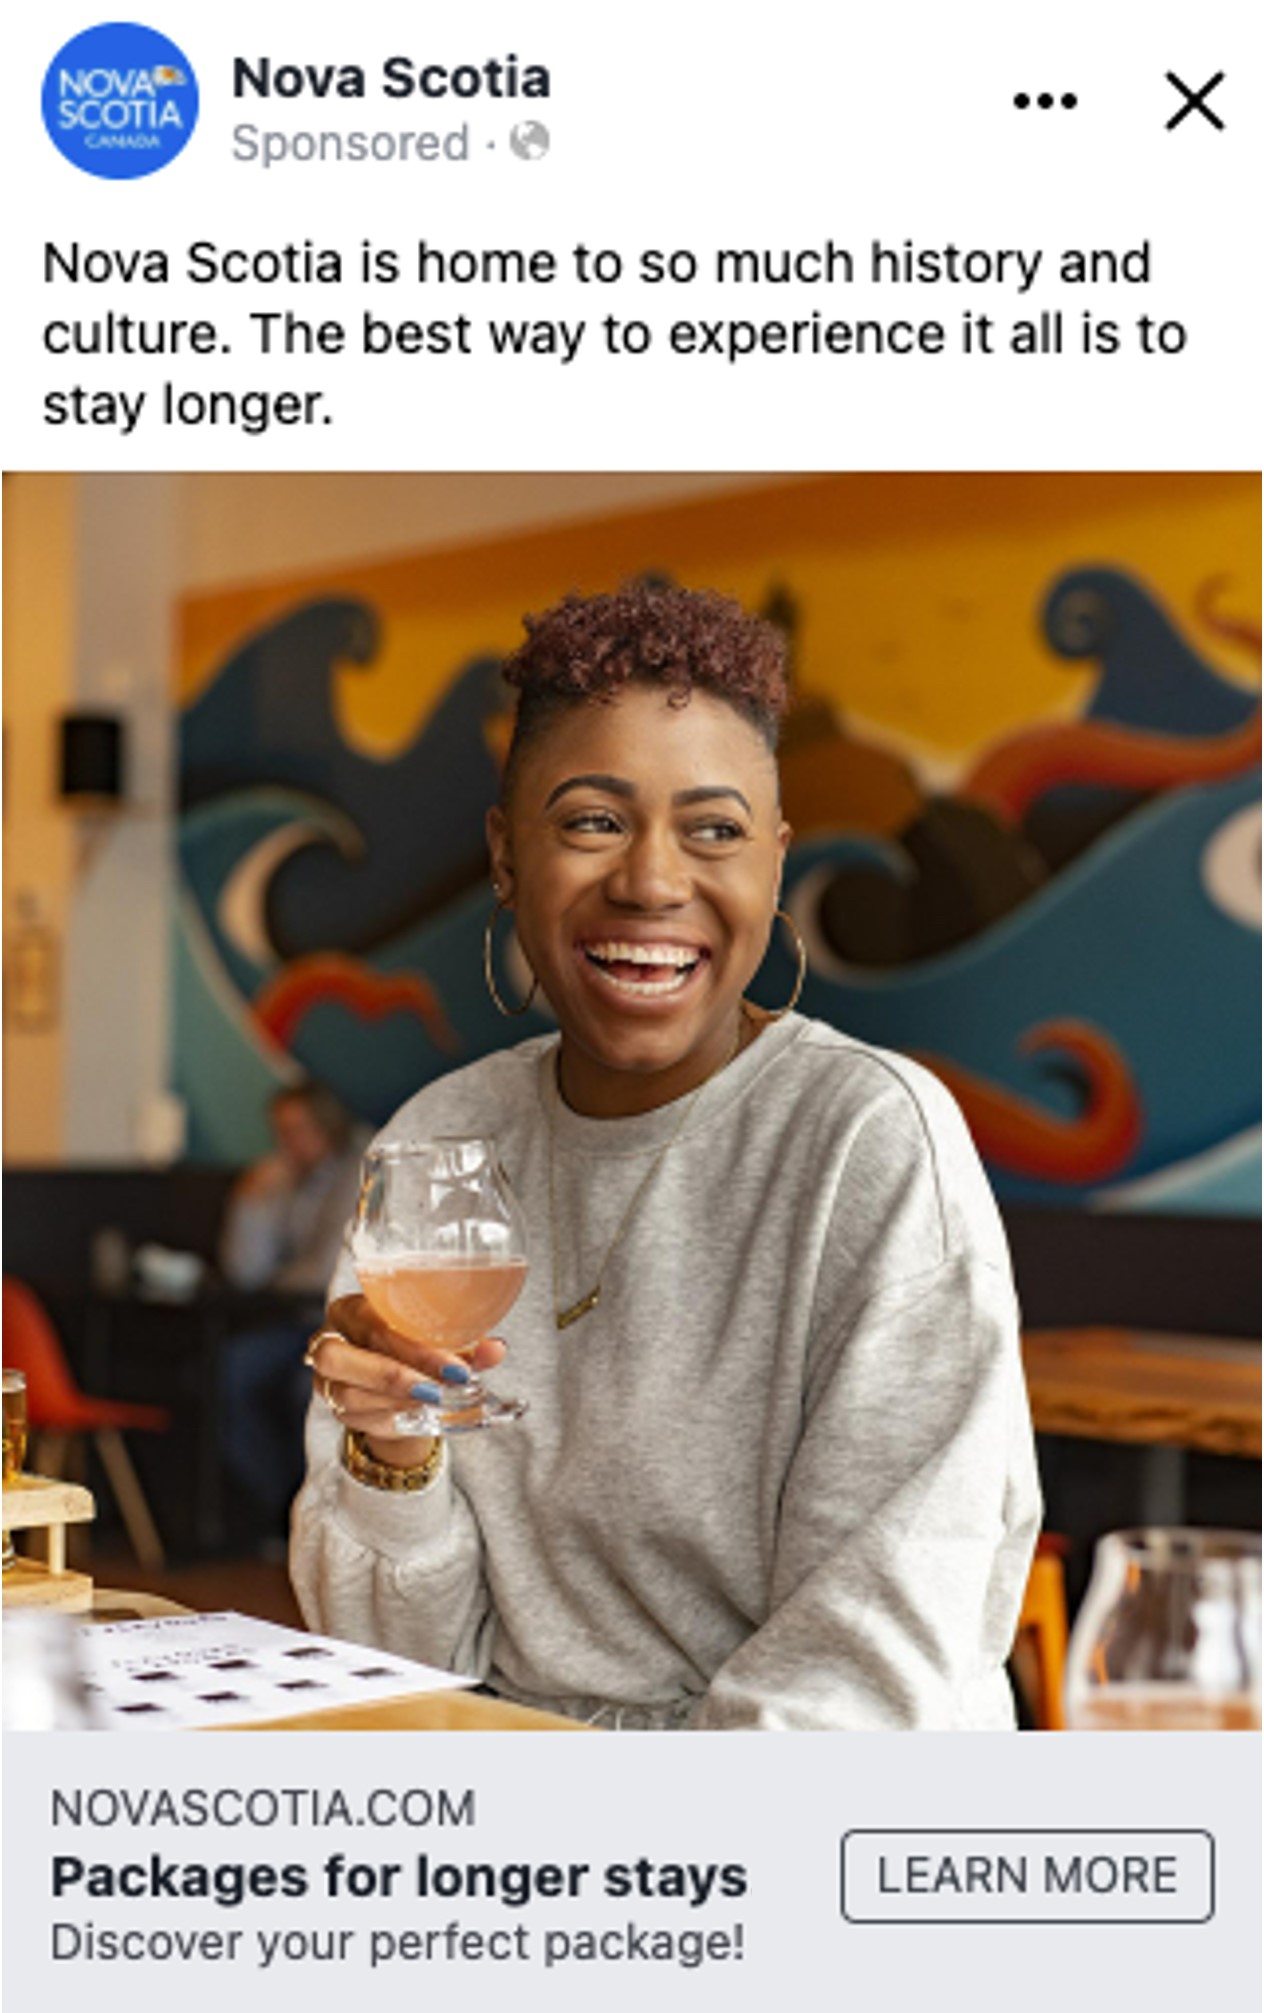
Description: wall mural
174,475,1260,1214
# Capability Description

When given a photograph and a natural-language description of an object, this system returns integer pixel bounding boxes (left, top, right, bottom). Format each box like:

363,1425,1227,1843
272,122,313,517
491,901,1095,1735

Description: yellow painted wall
178,473,1260,778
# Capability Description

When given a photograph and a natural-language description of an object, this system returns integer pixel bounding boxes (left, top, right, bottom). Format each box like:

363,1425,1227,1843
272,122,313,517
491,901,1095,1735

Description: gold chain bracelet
341,1429,443,1493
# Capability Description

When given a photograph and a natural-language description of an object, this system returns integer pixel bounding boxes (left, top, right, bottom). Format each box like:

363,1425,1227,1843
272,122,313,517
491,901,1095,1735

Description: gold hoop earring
766,907,808,1019
483,899,539,1017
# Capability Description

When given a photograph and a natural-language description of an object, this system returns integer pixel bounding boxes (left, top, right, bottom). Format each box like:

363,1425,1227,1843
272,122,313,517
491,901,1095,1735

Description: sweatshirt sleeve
694,1253,1042,1730
288,1399,496,1682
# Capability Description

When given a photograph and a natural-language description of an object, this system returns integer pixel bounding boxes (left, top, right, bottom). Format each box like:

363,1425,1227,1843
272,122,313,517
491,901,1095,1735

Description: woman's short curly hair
499,582,788,800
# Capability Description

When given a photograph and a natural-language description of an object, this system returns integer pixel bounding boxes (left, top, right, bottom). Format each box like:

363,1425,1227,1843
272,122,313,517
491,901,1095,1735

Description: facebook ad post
1,5,1259,2010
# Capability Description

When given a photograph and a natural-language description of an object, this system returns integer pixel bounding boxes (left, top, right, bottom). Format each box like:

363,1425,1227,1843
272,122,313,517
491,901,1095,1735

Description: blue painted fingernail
441,1362,472,1386
409,1381,443,1404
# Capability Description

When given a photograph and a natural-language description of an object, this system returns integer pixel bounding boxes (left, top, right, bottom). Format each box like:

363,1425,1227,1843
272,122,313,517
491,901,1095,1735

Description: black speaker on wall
59,713,125,802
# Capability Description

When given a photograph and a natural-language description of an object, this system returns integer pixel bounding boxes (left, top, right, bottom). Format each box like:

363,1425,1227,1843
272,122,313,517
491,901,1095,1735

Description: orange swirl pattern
961,709,1261,824
917,1019,1143,1183
253,954,459,1054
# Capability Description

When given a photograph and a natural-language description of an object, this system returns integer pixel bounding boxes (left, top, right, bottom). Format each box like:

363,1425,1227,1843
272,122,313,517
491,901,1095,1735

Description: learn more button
841,1830,1214,1924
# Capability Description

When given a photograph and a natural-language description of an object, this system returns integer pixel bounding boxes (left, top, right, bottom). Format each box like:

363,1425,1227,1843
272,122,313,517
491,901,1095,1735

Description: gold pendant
556,1286,601,1330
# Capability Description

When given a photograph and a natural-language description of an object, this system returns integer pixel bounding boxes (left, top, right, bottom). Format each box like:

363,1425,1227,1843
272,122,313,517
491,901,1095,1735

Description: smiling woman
489,587,789,1116
291,582,1042,1731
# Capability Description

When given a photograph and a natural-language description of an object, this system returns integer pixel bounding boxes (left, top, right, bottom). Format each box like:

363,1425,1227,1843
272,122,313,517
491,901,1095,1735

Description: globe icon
510,122,550,161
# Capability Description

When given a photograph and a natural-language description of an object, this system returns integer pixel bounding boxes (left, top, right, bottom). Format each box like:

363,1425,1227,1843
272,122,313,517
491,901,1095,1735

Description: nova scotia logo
43,22,198,178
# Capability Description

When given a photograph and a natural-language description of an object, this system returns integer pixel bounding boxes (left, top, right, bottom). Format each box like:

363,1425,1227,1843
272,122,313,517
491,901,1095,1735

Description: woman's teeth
582,942,703,995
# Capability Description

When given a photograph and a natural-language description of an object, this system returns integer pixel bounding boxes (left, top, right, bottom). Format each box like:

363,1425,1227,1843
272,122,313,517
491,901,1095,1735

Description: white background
1,8,1259,2009
1,0,1259,469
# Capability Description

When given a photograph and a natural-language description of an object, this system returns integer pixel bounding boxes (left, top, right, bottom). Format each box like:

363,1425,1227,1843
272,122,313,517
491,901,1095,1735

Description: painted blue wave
767,768,1260,1204
177,766,1259,1206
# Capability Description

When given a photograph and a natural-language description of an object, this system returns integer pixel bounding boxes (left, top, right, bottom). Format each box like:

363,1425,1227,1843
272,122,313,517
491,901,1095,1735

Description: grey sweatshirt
290,1014,1042,1729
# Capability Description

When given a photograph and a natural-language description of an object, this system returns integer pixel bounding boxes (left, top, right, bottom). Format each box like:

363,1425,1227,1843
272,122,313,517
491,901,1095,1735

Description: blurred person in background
219,1081,363,1548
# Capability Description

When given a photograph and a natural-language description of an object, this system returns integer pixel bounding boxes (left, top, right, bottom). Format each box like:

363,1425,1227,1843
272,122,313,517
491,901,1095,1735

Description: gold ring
320,1375,346,1421
304,1328,343,1370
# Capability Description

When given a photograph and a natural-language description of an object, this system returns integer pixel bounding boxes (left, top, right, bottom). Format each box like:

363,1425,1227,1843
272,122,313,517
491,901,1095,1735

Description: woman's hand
310,1293,508,1467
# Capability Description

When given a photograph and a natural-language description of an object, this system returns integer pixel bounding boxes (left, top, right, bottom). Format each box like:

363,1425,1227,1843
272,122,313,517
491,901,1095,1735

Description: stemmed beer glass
1066,1528,1261,1729
351,1138,528,1434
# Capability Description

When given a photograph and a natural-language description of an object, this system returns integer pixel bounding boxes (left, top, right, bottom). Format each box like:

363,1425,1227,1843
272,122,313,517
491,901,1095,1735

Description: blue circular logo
42,22,198,179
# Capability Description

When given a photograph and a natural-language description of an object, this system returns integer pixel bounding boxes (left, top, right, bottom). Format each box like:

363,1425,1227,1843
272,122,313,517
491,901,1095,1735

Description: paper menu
76,1610,471,1729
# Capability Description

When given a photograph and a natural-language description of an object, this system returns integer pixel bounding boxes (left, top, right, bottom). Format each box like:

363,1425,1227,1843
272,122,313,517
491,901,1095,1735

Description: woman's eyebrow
545,773,635,808
672,786,753,816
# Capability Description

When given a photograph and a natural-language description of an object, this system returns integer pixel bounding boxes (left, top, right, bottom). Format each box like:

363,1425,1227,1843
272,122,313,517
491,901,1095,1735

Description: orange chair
1012,1534,1070,1730
2,1275,170,1570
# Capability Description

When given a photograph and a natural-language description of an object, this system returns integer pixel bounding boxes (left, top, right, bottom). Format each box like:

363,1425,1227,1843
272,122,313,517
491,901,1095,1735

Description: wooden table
238,1691,589,1732
1022,1328,1261,1458
1022,1327,1260,1524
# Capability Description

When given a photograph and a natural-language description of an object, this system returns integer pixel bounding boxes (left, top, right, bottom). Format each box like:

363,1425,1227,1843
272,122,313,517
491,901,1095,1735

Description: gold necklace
547,1012,750,1330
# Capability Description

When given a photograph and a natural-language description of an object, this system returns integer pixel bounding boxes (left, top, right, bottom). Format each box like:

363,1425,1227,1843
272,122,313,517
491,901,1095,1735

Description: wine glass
1066,1527,1261,1730
351,1137,528,1434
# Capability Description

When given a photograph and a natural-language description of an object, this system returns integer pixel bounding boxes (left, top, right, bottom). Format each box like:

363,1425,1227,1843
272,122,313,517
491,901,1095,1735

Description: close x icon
1165,71,1226,130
